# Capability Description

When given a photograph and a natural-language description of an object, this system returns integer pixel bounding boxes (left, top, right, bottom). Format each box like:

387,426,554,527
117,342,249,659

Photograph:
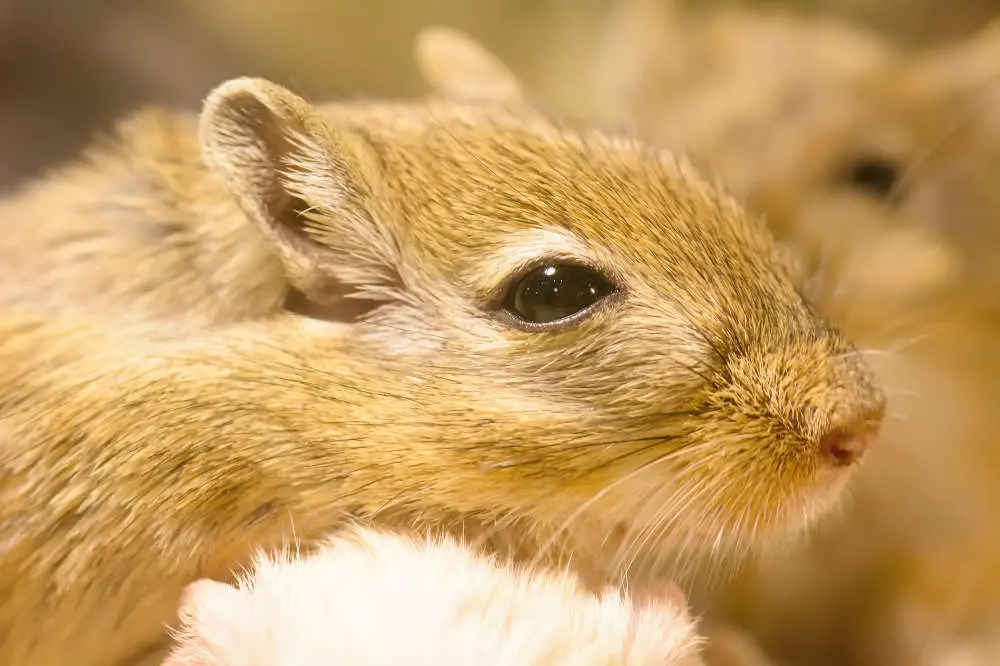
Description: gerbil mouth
626,458,859,565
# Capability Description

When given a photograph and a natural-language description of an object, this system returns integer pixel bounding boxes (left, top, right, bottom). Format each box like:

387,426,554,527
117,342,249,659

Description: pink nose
818,428,872,467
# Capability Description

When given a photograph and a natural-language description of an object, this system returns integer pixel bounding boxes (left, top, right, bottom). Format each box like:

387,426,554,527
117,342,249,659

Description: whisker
527,451,678,573
613,447,730,578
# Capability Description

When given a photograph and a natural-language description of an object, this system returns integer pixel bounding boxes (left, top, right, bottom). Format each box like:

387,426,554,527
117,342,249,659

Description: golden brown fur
589,5,1000,665
0,29,885,666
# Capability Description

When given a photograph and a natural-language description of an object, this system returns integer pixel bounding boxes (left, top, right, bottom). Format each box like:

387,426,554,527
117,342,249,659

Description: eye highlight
501,262,617,326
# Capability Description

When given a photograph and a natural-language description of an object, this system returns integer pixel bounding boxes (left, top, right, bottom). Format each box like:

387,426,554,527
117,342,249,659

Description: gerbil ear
909,19,1000,98
414,27,530,108
200,77,401,316
632,580,690,614
626,580,702,664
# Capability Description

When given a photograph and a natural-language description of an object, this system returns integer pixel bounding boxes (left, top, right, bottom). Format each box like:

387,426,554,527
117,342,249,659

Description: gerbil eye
843,155,900,199
502,263,616,326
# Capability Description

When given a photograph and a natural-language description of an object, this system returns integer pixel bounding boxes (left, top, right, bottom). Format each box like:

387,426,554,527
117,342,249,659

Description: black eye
844,155,900,199
502,263,617,326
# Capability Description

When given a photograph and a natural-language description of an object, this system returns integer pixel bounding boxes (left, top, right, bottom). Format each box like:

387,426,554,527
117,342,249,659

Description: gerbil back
0,108,289,326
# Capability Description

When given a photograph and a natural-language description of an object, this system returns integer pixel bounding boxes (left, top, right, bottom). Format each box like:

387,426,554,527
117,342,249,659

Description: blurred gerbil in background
584,2,1000,666
2,1,999,665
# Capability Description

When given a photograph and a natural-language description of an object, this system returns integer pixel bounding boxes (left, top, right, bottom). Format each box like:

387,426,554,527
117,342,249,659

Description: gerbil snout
719,339,886,450
693,335,887,541
817,423,875,468
801,350,887,472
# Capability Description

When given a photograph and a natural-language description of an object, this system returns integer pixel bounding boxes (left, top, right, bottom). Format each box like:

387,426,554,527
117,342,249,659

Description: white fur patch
163,528,704,665
472,226,599,294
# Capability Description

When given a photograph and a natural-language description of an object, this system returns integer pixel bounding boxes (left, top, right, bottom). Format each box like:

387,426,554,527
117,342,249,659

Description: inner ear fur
199,77,401,312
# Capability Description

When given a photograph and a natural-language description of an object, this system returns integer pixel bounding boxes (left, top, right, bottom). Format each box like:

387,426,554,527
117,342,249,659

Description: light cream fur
161,527,705,666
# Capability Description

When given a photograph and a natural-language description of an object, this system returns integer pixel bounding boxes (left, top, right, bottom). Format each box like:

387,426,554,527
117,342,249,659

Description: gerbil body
161,526,705,666
0,108,286,325
590,6,1000,666
0,30,884,666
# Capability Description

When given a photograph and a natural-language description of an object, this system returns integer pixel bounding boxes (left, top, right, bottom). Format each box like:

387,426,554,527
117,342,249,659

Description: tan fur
0,29,885,666
589,6,1000,666
161,526,705,666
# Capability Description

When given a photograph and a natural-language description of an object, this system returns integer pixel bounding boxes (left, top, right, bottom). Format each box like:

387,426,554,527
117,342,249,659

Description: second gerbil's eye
843,154,901,200
502,263,616,326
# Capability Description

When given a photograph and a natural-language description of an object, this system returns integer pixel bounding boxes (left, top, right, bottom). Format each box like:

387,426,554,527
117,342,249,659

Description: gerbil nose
818,426,872,468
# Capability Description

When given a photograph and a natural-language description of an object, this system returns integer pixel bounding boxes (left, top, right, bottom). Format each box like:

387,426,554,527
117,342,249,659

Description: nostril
818,428,871,468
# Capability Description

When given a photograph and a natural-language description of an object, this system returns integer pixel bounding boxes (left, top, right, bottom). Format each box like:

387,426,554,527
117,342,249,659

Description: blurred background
2,0,999,191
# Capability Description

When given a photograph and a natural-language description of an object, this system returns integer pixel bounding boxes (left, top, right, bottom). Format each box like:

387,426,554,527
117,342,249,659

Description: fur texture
161,527,705,666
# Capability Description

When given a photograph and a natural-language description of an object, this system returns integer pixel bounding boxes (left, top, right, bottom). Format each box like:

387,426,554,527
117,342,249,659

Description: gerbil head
197,62,884,575
743,21,1000,332
598,6,1000,331
890,20,1000,315
162,529,705,666
592,0,896,148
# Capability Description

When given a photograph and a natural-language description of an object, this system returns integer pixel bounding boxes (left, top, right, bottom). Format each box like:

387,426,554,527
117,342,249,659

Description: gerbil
0,28,885,666
160,526,704,666
588,7,1000,666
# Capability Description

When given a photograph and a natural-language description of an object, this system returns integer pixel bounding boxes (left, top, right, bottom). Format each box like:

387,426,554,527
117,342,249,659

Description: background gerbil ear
907,18,1000,100
414,26,541,118
199,77,402,317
